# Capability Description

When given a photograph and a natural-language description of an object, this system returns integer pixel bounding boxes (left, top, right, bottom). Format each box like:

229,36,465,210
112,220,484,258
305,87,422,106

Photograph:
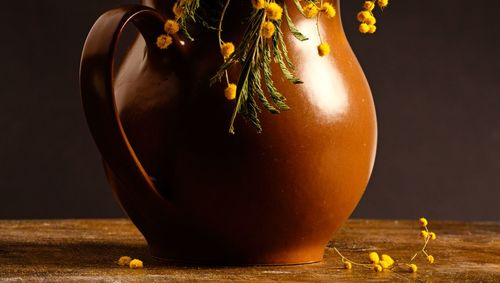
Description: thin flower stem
225,71,230,85
333,247,371,267
318,0,325,42
218,0,231,47
218,0,232,86
410,232,431,262
409,251,419,262
421,235,431,252
315,6,322,43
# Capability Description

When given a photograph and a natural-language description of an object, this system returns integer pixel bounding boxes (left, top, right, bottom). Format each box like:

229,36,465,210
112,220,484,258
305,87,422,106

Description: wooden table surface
0,219,498,282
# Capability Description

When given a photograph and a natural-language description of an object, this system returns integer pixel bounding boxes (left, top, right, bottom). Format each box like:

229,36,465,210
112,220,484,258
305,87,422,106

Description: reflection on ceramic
295,20,349,120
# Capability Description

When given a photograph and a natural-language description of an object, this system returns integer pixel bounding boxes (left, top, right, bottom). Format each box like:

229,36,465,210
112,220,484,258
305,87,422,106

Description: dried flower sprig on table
154,0,390,133
333,218,437,273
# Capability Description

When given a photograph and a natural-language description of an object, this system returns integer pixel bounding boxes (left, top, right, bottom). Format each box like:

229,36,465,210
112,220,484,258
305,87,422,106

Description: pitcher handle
80,5,170,204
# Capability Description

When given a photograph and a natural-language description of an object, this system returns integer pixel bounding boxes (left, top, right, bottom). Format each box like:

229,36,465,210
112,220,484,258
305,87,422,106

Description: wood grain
0,219,498,282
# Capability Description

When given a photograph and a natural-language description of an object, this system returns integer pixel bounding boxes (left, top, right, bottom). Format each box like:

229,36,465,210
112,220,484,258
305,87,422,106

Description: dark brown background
0,1,499,220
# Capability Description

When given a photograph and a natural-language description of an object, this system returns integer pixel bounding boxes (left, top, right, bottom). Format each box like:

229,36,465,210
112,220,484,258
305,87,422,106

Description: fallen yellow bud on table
369,252,380,264
380,254,394,266
129,259,144,269
117,256,132,266
379,260,391,269
373,264,383,272
427,255,435,264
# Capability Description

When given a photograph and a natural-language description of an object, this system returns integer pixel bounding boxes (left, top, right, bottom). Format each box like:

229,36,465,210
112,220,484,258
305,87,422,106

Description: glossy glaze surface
80,0,377,264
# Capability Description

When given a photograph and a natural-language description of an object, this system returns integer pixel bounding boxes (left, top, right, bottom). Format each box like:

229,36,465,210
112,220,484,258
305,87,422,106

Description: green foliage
179,0,308,133
272,20,303,84
177,0,221,41
263,42,290,111
284,3,308,41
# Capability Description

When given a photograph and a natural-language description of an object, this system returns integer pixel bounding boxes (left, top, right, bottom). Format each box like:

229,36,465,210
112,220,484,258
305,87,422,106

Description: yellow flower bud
321,2,336,18
344,261,352,269
369,252,380,264
317,42,331,57
419,217,428,227
221,42,235,58
357,11,371,22
117,256,132,266
164,19,180,34
129,259,143,269
359,23,370,34
408,263,418,273
380,254,394,266
420,230,429,239
363,1,375,11
156,34,173,49
303,3,319,18
379,260,391,269
225,83,237,100
373,264,383,272
377,0,389,9
251,0,266,10
365,16,376,25
261,21,276,39
427,255,435,264
172,3,183,19
429,232,437,240
266,2,283,21
368,25,377,34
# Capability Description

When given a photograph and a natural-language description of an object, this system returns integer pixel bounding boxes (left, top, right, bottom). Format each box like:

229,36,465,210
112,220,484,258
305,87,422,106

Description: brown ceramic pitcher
80,0,377,265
